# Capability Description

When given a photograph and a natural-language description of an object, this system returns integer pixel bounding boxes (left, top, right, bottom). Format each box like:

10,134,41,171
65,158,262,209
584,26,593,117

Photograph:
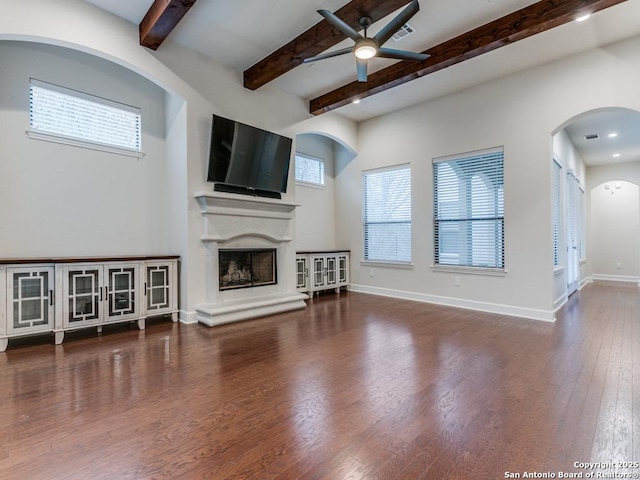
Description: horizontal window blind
552,160,561,266
434,147,504,268
363,165,412,263
295,154,325,185
29,79,141,152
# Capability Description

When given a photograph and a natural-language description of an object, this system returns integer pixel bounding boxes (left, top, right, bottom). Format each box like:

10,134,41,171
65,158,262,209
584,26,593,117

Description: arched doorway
553,107,640,303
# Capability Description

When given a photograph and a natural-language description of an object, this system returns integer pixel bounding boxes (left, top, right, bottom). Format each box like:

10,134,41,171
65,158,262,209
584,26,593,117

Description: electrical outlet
616,262,622,269
454,276,461,286
369,268,375,278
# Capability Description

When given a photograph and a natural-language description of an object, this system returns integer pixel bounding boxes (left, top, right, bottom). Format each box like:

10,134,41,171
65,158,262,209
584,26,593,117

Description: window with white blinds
552,160,562,267
363,165,412,263
28,79,142,156
295,153,325,186
433,147,504,269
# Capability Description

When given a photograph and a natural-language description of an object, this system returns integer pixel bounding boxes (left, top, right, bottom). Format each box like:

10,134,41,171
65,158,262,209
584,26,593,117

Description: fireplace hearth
219,248,276,290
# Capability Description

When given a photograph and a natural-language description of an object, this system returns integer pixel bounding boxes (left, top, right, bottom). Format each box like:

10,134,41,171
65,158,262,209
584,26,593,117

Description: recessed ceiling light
352,98,360,104
608,132,618,138
576,13,591,22
613,153,621,158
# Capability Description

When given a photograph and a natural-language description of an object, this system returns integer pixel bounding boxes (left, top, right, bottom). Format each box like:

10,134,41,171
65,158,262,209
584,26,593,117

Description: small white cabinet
144,260,178,320
6,266,55,336
296,251,349,296
1,256,179,351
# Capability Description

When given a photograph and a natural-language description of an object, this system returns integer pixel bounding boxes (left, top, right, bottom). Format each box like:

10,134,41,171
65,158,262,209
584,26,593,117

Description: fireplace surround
194,192,307,326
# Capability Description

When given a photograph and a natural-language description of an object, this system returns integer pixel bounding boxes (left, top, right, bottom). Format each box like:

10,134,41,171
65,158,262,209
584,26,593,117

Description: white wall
294,134,337,251
587,162,640,283
0,41,168,257
336,34,640,321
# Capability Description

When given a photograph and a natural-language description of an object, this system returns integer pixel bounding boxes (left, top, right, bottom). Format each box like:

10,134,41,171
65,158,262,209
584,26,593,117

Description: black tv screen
207,114,292,198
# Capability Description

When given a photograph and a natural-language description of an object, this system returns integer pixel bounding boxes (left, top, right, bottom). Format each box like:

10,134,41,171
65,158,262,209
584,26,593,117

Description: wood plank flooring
1,282,639,479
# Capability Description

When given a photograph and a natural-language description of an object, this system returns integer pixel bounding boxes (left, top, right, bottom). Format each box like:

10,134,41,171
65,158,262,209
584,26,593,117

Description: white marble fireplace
193,191,307,327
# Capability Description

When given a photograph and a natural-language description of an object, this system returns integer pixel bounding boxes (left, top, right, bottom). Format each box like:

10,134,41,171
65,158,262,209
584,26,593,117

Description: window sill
26,130,145,158
431,264,507,277
361,260,413,269
295,181,325,190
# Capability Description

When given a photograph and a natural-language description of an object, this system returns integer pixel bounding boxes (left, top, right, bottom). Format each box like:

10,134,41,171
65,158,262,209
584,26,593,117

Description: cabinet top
0,255,180,265
297,250,351,255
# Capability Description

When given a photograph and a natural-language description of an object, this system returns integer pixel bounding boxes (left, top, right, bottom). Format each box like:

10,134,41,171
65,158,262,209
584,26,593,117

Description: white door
566,172,581,295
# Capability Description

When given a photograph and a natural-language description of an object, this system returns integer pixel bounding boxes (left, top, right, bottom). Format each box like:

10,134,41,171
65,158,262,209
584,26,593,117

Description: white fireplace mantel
193,191,307,327
194,191,299,216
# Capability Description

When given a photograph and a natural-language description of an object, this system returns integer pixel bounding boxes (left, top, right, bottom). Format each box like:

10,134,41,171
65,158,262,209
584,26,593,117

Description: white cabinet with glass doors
296,251,349,296
0,256,178,351
58,262,141,344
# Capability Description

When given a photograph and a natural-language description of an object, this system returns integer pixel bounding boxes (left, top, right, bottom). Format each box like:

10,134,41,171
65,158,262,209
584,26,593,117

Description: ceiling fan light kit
355,39,378,59
303,0,429,82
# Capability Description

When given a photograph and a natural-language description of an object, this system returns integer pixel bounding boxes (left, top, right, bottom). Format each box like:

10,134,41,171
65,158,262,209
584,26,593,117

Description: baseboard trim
591,274,640,284
554,293,568,312
349,284,556,322
580,278,593,289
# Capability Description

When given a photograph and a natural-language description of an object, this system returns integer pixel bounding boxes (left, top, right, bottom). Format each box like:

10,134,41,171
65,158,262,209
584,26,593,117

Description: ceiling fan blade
356,57,368,82
377,47,429,62
318,9,363,42
303,47,354,63
374,0,420,46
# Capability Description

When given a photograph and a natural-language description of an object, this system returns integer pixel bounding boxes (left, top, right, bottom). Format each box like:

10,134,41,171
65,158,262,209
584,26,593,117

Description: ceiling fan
303,0,430,82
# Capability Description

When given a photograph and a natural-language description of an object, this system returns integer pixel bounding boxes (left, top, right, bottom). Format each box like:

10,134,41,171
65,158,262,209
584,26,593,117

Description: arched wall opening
293,131,357,252
552,107,640,306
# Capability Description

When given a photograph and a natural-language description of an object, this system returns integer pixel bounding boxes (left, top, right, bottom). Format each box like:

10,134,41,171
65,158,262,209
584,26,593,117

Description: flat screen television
207,114,293,199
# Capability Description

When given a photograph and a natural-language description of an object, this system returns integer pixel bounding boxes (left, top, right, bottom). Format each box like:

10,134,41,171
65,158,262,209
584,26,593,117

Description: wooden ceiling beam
310,0,627,115
243,0,413,90
140,0,199,50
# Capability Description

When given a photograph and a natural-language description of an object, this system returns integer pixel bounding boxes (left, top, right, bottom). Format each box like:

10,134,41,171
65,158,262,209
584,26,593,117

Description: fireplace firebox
219,248,277,290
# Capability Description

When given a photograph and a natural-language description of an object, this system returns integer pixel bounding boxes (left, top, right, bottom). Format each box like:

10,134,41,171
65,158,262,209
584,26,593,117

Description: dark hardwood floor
1,282,638,479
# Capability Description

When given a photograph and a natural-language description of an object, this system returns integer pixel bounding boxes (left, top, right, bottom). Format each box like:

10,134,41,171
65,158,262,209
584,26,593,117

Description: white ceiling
565,109,640,167
83,0,640,165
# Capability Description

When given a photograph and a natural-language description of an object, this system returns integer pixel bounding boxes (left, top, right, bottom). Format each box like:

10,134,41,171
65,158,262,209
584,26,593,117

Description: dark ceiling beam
310,0,627,115
140,0,198,50
243,0,413,90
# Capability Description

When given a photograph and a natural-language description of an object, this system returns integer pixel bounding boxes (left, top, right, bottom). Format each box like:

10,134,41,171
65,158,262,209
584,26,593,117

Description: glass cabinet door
313,257,325,288
296,257,308,290
338,255,348,284
106,265,138,320
146,263,171,313
7,267,54,334
66,267,101,327
326,257,337,286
